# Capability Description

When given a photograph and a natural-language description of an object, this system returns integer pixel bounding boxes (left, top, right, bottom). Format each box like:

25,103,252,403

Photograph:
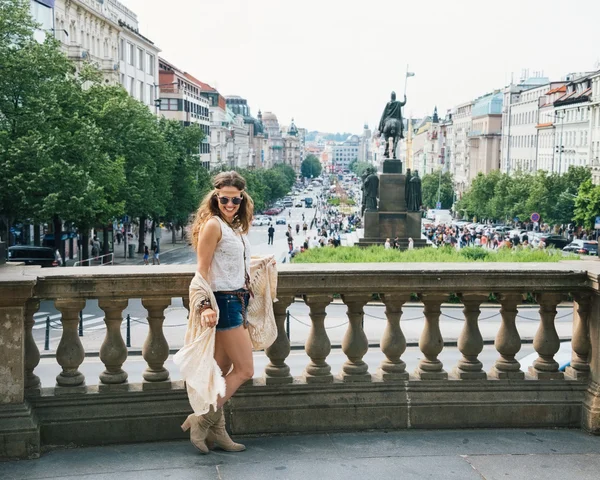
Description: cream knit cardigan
173,255,278,415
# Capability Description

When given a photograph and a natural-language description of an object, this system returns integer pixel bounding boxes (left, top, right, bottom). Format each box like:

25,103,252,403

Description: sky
122,0,600,134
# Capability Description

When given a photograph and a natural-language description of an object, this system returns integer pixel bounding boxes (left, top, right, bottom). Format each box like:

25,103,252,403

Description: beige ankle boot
181,407,221,454
207,408,246,452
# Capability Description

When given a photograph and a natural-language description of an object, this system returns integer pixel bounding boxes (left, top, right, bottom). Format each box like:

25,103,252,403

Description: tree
573,178,600,230
0,2,126,258
272,163,296,187
349,159,371,178
160,119,208,243
301,154,322,179
421,171,454,210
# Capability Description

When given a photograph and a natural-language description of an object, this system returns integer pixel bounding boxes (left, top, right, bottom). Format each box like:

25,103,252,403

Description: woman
182,171,254,454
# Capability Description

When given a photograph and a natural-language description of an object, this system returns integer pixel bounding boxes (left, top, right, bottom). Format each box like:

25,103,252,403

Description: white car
251,216,270,226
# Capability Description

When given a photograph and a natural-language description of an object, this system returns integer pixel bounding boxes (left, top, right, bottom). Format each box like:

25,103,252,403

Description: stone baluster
24,299,41,394
415,293,448,380
55,298,87,391
340,294,372,382
265,295,295,385
98,298,129,390
141,297,171,388
565,293,591,380
378,293,410,381
303,295,334,383
490,293,524,379
454,293,487,380
529,293,564,380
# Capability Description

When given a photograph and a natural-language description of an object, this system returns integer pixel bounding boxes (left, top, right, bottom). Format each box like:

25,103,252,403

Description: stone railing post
303,294,334,383
415,293,448,380
529,293,564,380
24,299,41,395
0,279,39,459
265,295,295,385
98,298,129,390
54,298,87,391
378,293,410,381
340,294,372,382
454,293,487,380
490,293,524,379
566,293,591,380
141,297,171,388
583,287,600,434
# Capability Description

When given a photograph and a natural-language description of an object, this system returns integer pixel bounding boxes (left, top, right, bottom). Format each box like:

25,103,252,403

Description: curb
39,336,572,359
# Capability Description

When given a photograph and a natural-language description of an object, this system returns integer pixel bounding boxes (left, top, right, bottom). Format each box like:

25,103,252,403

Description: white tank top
210,216,251,292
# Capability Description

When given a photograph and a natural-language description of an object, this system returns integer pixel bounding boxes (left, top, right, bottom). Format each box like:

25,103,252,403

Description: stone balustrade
1,261,600,459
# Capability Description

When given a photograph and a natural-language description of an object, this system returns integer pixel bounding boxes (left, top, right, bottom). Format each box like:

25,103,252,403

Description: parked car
264,208,278,216
276,217,287,225
563,240,598,255
295,201,303,207
283,199,294,207
252,216,270,226
537,234,569,249
7,246,60,267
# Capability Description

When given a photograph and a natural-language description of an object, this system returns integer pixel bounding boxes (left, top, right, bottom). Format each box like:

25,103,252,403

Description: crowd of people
422,221,592,250
272,181,363,259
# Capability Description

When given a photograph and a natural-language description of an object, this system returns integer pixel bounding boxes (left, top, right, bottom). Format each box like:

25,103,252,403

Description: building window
120,39,125,61
138,80,144,102
146,84,153,104
129,76,135,96
146,53,155,76
160,99,180,111
138,48,144,71
127,42,134,66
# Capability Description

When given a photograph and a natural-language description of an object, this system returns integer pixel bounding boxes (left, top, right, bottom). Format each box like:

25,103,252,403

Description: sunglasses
217,195,243,205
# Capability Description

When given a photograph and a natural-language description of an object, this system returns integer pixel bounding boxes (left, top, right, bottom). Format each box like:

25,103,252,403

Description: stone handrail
1,261,600,459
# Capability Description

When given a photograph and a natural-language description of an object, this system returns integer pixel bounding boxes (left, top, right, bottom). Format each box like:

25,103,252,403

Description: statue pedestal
358,173,426,250
382,159,402,174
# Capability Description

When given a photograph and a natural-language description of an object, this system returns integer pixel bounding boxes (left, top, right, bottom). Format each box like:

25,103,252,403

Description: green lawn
293,245,578,263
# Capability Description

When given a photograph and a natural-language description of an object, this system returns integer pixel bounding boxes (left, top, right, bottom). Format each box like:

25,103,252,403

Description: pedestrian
143,245,149,265
408,237,414,250
287,233,294,253
296,223,300,235
152,242,160,265
384,238,391,249
267,224,275,245
302,222,308,235
181,170,268,454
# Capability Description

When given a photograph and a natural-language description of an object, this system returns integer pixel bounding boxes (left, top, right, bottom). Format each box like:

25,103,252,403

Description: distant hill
305,131,356,142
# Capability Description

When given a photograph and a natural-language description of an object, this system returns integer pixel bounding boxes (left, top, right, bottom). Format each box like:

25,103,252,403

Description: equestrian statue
377,91,406,159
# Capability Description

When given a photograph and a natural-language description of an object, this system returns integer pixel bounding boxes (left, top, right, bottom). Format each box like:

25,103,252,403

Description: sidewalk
2,429,599,479
65,228,190,267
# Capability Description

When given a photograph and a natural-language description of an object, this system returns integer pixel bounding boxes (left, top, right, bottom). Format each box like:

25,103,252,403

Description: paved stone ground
2,429,600,479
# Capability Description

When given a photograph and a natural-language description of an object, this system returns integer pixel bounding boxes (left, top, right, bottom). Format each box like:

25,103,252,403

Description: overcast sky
122,0,599,134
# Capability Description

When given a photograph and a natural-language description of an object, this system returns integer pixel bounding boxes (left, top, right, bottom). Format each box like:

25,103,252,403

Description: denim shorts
214,289,250,331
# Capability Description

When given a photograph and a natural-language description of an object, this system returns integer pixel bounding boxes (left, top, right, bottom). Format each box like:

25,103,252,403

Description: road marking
32,313,96,329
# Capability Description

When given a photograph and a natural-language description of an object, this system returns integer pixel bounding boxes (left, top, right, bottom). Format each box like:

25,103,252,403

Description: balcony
1,261,600,461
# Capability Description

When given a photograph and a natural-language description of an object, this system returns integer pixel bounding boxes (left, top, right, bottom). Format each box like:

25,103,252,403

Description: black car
7,246,59,267
538,234,569,249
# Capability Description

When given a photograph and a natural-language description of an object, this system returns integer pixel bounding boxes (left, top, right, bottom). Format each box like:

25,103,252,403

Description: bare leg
213,338,232,376
215,326,254,408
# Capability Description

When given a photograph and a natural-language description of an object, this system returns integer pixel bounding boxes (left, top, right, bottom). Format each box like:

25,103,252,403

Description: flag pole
404,64,409,97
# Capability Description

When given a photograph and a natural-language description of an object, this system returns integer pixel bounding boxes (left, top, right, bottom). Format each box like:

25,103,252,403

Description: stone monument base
357,211,427,250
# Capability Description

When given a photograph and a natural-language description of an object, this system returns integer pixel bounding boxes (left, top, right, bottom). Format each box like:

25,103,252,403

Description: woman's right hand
200,308,217,329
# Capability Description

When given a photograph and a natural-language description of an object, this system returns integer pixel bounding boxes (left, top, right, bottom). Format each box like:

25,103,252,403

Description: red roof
546,86,566,95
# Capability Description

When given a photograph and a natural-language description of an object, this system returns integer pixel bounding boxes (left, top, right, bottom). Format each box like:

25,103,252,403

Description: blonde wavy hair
189,171,254,249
